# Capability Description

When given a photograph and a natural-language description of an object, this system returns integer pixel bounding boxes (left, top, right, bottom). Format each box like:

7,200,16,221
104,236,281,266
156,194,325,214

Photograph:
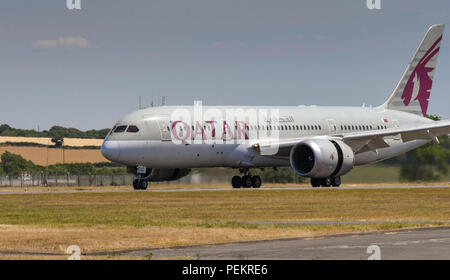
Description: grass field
0,146,106,165
0,187,449,259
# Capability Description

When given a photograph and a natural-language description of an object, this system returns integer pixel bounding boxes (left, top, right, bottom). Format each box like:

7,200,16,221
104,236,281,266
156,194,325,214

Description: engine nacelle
289,139,354,178
127,167,190,182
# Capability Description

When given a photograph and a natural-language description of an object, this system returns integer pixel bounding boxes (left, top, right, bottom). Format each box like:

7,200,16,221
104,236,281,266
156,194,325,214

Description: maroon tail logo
401,35,442,116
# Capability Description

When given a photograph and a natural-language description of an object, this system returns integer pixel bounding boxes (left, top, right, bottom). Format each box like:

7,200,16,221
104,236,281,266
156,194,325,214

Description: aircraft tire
133,179,140,190
251,175,262,188
321,177,331,187
311,178,321,187
242,175,253,188
232,176,242,188
331,176,341,187
140,180,148,190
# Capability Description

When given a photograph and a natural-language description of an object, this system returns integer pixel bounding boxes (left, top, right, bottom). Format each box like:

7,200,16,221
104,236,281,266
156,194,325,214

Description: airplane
101,24,450,190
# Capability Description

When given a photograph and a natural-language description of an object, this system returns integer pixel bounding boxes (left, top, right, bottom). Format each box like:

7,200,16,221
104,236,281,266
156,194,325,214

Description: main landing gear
231,169,262,188
310,176,341,187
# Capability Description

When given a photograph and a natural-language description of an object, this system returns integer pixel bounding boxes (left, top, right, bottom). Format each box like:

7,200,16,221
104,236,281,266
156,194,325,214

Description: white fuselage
101,105,432,169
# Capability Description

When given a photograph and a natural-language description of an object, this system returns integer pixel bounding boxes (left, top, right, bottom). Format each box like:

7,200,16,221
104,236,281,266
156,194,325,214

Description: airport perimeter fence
0,173,230,187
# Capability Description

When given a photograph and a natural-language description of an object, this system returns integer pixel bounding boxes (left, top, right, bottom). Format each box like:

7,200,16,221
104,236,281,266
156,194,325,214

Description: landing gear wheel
133,179,139,190
242,175,253,188
320,177,331,187
251,175,262,188
140,180,148,190
133,179,148,190
311,178,321,187
232,176,242,188
331,176,341,187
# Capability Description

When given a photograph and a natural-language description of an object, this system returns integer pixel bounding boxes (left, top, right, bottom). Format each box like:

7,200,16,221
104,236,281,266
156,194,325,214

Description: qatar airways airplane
101,24,450,190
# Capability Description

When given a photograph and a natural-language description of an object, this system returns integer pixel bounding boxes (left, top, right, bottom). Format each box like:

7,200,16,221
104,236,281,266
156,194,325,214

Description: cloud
32,37,89,49
314,35,327,41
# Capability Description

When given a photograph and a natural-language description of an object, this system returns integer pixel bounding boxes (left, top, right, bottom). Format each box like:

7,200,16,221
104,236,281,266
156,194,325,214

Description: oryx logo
67,0,81,10
401,35,442,116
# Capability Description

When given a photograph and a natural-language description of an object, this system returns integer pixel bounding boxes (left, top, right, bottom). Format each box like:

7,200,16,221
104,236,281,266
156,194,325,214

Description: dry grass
0,136,103,147
0,224,334,253
0,223,439,260
0,187,449,259
2,181,446,194
0,146,106,165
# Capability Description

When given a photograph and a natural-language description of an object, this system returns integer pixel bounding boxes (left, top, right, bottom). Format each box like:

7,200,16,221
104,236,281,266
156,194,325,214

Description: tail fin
383,24,444,117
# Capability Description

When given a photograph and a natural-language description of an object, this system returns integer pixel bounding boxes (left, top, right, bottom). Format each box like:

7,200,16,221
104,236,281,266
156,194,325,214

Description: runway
96,226,450,260
0,184,447,195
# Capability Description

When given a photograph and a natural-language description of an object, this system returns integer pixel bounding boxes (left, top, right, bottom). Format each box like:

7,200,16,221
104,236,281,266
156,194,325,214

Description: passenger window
114,125,127,133
127,125,139,133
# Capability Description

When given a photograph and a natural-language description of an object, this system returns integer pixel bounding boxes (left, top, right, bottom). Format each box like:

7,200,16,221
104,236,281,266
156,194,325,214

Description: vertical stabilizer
383,24,444,117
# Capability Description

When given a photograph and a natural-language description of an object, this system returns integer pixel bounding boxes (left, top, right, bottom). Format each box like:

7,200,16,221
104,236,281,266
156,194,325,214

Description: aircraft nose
101,140,120,162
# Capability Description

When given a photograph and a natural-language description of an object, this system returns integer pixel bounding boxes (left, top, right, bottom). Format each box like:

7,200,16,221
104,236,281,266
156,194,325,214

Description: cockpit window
127,125,139,133
114,125,127,133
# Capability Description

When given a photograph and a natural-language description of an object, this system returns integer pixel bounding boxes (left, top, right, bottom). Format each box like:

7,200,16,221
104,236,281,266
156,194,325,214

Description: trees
0,151,126,176
399,135,449,181
0,124,110,139
0,151,40,176
399,115,449,182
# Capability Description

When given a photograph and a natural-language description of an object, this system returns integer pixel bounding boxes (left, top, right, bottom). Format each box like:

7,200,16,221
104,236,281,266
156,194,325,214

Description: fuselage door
391,120,401,140
327,119,337,133
156,118,172,141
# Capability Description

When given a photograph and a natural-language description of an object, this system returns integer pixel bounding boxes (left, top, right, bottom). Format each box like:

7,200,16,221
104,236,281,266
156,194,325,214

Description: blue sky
1,0,449,130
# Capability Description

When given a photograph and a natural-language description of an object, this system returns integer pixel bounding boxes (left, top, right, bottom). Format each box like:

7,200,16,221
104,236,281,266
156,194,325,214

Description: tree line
0,151,125,176
398,115,449,182
0,124,110,139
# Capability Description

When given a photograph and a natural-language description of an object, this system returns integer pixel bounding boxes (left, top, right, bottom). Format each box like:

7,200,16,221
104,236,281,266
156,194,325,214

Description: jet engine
289,139,354,178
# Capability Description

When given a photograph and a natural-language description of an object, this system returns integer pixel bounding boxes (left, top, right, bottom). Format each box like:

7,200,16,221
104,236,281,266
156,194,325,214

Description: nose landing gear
132,165,149,190
133,178,148,190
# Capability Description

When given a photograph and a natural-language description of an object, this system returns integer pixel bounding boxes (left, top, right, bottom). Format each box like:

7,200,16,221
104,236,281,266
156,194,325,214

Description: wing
253,120,450,157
